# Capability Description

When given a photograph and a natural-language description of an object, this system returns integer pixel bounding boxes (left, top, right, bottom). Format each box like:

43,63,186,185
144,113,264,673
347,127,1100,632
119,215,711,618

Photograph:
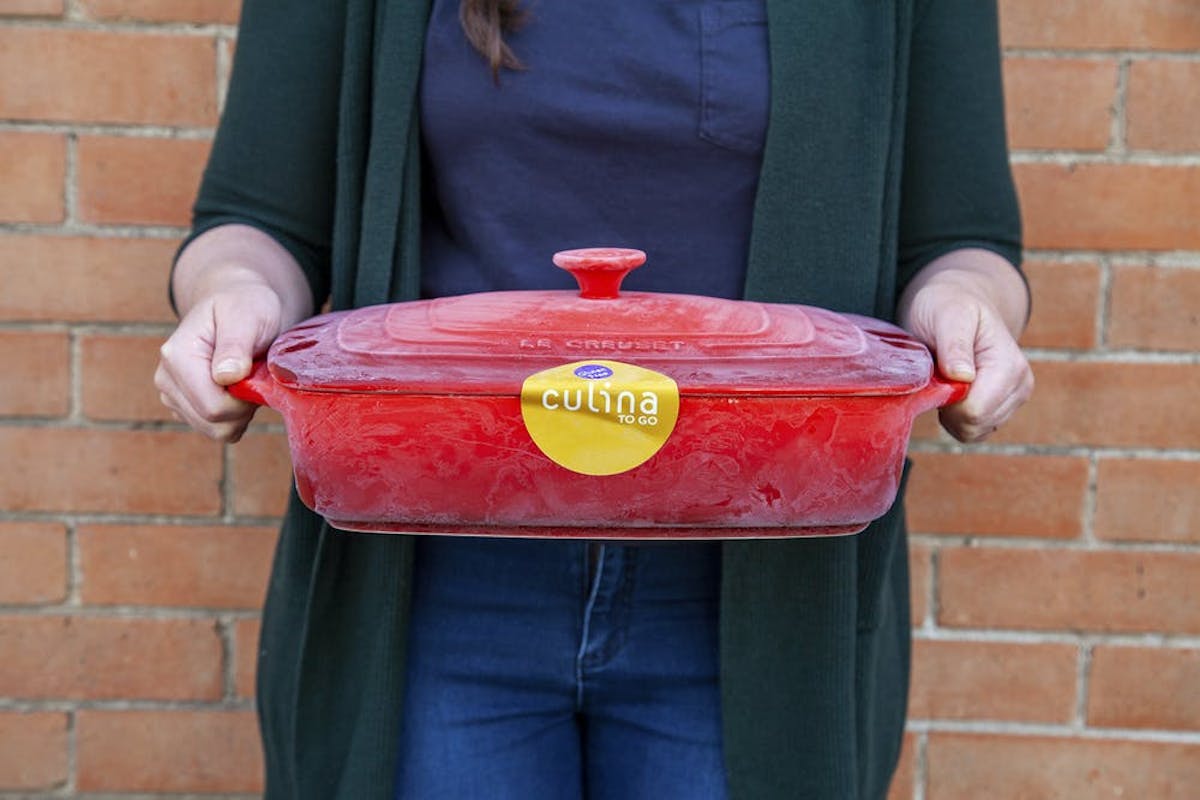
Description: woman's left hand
896,248,1034,443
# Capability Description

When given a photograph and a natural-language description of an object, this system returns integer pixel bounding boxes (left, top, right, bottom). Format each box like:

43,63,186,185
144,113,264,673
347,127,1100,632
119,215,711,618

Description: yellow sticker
521,360,680,476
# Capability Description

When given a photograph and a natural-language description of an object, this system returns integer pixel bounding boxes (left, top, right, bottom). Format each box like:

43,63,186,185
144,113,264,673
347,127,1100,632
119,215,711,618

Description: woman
156,1,1032,798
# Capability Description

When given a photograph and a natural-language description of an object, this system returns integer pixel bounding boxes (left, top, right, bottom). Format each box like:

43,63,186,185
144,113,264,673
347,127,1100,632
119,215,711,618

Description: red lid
265,248,936,396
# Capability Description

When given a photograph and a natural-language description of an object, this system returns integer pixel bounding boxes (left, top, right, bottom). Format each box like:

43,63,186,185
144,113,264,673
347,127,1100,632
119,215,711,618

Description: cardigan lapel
348,0,432,308
745,0,900,315
721,3,908,798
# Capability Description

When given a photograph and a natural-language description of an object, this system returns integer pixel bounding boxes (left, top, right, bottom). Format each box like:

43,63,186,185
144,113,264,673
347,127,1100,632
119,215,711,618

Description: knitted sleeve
175,0,346,310
898,0,1024,291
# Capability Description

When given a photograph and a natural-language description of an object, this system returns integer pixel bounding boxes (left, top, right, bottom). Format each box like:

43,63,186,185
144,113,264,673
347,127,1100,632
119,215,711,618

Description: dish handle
913,371,971,413
228,360,274,408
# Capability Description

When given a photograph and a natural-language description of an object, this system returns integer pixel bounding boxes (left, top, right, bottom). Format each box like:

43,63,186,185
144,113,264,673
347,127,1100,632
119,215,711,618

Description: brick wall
0,1,1196,797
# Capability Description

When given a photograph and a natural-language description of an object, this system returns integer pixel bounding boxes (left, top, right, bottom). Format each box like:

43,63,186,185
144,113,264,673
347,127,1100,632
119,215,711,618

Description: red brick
0,0,62,17
0,428,221,515
886,733,916,800
81,334,173,422
231,431,293,517
0,132,64,223
909,408,943,443
910,640,1077,722
1108,264,1200,352
0,615,221,699
939,548,1200,634
1003,58,1115,151
927,734,1200,799
994,361,1200,449
0,28,217,125
1019,259,1100,350
1128,60,1200,152
999,0,1200,50
906,453,1088,539
79,0,240,23
248,403,286,427
1014,163,1200,251
1095,459,1200,544
909,543,931,627
0,523,67,604
77,710,263,793
234,617,260,698
77,136,210,226
0,235,177,323
1089,646,1200,731
0,712,67,790
0,331,69,417
79,524,276,609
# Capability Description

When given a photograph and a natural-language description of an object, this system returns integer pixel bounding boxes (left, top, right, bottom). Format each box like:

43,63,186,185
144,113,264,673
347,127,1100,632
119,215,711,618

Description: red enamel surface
551,247,646,299
241,388,943,537
228,249,968,537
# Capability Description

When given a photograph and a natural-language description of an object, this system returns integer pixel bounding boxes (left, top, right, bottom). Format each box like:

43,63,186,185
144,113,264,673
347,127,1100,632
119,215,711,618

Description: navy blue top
419,0,769,300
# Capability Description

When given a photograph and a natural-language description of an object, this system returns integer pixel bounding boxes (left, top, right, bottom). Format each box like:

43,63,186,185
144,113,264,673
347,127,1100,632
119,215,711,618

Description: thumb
209,294,281,386
930,305,979,383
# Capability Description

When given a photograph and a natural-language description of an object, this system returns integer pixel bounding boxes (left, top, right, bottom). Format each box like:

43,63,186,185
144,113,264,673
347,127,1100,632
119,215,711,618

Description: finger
159,331,252,424
928,303,980,383
209,292,280,386
159,367,253,440
941,351,1032,442
158,327,258,439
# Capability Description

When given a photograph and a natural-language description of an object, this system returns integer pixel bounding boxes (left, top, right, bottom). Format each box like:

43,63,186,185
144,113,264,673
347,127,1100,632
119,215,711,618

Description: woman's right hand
155,225,316,443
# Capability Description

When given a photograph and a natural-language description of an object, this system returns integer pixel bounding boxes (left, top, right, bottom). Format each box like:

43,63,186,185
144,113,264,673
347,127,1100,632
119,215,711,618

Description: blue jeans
394,536,729,800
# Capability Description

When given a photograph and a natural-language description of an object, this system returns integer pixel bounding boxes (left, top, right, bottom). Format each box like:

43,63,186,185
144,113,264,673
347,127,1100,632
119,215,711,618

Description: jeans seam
575,544,606,711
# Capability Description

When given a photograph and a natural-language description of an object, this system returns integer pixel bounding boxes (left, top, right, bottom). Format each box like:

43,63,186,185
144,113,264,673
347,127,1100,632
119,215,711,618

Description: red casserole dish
230,248,966,539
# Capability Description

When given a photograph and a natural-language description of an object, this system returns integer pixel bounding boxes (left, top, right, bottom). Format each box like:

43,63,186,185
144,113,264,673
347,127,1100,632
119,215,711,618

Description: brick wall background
0,0,1197,796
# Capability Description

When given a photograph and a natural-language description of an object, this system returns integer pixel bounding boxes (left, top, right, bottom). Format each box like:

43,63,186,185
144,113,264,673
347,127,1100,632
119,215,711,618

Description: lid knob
552,248,646,300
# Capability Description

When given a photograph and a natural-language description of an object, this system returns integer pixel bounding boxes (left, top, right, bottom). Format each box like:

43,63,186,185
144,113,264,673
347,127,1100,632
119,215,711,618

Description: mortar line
66,326,83,423
913,729,928,800
1074,642,1094,729
216,32,233,114
0,120,217,139
910,629,1200,648
217,615,236,702
907,442,1200,460
1111,56,1131,155
1002,49,1200,62
1,321,175,336
926,547,941,634
0,17,238,35
0,698,256,713
904,719,1200,744
1021,348,1199,362
1081,454,1099,547
1009,151,1200,165
0,605,263,620
1096,254,1114,351
906,534,1200,554
65,704,77,797
1025,249,1200,266
64,518,81,607
0,508,283,527
0,220,191,238
62,130,78,225
221,442,236,522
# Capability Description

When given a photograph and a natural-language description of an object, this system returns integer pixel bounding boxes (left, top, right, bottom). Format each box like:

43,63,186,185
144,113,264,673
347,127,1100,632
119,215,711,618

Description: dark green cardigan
193,1,1020,797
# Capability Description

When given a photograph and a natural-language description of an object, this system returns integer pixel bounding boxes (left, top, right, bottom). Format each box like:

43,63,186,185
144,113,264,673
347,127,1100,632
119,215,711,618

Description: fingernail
950,362,975,379
214,359,241,376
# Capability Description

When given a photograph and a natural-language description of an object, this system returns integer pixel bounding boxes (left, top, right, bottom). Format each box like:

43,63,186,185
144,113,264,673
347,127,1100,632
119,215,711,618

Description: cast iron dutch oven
230,248,966,538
